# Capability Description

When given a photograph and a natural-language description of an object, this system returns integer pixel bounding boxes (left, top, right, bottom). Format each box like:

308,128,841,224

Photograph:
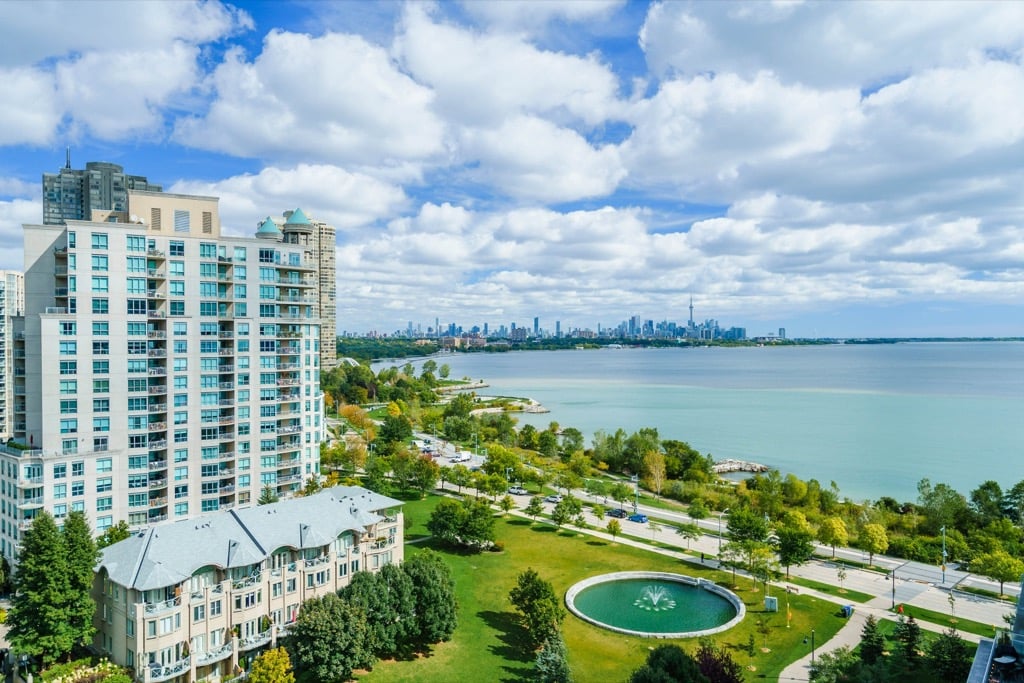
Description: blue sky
2,1,1024,337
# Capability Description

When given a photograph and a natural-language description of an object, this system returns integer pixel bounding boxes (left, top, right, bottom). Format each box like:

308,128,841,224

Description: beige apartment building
94,485,403,682
2,189,327,561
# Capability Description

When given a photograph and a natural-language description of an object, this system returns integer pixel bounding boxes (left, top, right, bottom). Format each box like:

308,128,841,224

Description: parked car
607,508,628,518
628,513,649,523
508,486,529,495
544,494,563,504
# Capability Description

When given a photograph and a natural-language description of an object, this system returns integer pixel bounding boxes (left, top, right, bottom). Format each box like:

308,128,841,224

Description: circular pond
565,571,745,638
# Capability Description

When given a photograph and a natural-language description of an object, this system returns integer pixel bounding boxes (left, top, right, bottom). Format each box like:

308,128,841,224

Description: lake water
378,343,1024,502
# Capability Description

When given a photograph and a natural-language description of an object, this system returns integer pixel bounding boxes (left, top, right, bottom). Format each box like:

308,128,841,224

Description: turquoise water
381,343,1024,501
572,579,735,634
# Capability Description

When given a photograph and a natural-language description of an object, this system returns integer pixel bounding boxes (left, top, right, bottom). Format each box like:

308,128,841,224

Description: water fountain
566,571,745,638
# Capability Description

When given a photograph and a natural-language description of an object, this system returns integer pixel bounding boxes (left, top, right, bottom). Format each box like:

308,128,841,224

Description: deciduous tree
817,517,848,558
972,549,1024,596
509,569,566,650
249,647,295,683
403,549,458,645
860,523,889,565
524,496,544,522
286,593,373,683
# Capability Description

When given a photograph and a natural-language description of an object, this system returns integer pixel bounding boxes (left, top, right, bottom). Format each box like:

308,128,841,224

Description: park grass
893,603,1003,638
360,511,847,683
957,584,1017,604
785,575,874,604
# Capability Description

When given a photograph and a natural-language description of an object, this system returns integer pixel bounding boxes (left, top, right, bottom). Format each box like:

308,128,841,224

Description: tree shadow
477,610,535,682
586,540,608,546
507,519,532,526
531,526,557,533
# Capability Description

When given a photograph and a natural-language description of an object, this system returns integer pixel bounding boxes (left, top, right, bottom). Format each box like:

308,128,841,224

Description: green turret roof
285,208,311,225
256,216,281,235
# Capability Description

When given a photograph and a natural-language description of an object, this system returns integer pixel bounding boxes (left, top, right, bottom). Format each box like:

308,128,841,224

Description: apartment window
174,393,188,407
96,478,113,493
127,341,147,355
174,322,187,336
174,429,188,443
60,321,77,335
174,485,188,499
91,276,109,292
175,502,188,517
174,467,188,481
53,464,67,479
286,579,296,593
126,299,146,315
127,234,146,252
234,592,260,611
72,482,85,496
93,398,110,412
127,360,145,373
97,516,113,531
170,301,185,316
91,254,108,271
174,448,188,462
128,455,146,469
93,321,109,335
54,504,68,519
170,280,185,296
200,280,217,297
91,233,108,249
234,265,247,280
96,497,112,512
60,399,77,414
60,360,77,375
60,340,78,355
129,434,147,448
210,601,222,617
174,410,187,425
202,500,220,512
93,360,109,374
92,341,109,355
53,484,67,499
127,256,146,272
96,458,112,472
200,243,217,258
200,302,217,317
127,321,146,335
175,341,188,353
170,261,184,276
193,605,205,622
72,461,84,476
60,418,78,434
92,298,108,314
128,493,147,508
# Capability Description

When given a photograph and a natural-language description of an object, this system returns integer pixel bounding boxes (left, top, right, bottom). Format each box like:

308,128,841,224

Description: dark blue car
607,508,627,518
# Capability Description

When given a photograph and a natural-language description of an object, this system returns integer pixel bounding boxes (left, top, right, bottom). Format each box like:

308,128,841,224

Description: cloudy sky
2,1,1023,337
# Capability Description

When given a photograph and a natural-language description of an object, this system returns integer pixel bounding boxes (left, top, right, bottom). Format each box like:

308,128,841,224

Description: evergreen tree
859,614,885,665
402,550,458,644
258,485,280,505
927,628,972,682
7,513,75,665
629,645,708,683
249,647,295,683
535,631,572,683
63,511,99,650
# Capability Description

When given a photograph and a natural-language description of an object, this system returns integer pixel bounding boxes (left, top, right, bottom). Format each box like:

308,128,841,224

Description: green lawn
361,500,847,682
786,576,875,603
893,603,1002,638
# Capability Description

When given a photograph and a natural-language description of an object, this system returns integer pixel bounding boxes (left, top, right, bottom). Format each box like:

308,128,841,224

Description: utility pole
941,525,947,584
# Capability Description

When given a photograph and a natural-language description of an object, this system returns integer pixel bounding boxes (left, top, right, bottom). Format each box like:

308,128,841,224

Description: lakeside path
434,482,1004,679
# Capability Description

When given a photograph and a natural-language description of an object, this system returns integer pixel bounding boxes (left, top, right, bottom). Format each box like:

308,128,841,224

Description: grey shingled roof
97,486,402,591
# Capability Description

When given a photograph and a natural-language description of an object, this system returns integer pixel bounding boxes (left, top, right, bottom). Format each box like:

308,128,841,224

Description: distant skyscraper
42,155,162,225
0,271,25,439
555,320,561,338
533,316,539,336
778,327,786,339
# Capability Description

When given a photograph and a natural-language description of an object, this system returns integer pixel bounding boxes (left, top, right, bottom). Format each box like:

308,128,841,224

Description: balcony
148,385,167,394
218,349,234,356
148,349,167,357
148,248,166,258
148,422,167,431
149,477,168,488
147,310,166,319
149,403,167,412
147,657,190,683
218,365,234,373
146,290,165,299
148,460,167,470
219,382,234,390
147,268,165,278
238,629,272,652
143,594,181,615
17,496,44,509
148,368,167,376
218,331,234,338
148,330,166,339
148,496,167,507
195,641,233,666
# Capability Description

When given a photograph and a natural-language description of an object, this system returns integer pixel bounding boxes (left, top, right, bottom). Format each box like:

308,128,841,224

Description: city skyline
2,2,1024,337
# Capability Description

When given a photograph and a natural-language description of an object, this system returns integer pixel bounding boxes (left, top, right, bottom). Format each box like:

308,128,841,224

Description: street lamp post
803,630,816,667
505,467,513,488
891,569,896,610
718,508,730,553
941,525,947,584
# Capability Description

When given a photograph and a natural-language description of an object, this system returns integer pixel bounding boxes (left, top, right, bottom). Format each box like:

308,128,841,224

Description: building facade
0,270,25,439
262,210,336,368
94,485,403,682
2,190,325,562
43,159,162,225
